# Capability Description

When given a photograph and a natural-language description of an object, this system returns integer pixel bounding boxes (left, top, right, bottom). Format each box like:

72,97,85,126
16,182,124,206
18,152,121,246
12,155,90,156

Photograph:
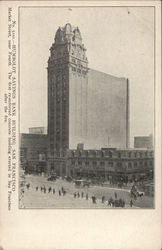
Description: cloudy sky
20,6,154,147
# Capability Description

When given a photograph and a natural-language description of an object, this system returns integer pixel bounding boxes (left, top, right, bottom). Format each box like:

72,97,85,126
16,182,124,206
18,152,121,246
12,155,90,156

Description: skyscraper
47,23,129,171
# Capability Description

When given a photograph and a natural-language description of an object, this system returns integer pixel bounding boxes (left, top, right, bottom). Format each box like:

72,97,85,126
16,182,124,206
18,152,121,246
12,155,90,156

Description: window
63,81,66,87
82,70,87,75
128,152,131,158
78,151,81,157
140,152,143,158
100,161,105,166
93,151,97,157
51,85,54,97
117,162,122,167
72,66,76,72
128,162,132,168
108,162,113,167
86,151,89,157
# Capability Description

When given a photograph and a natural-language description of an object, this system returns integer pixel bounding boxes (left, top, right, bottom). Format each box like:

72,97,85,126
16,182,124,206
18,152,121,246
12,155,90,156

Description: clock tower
47,23,88,174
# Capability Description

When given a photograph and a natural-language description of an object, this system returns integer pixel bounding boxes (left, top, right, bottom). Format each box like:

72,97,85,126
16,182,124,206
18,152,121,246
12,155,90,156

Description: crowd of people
24,183,135,208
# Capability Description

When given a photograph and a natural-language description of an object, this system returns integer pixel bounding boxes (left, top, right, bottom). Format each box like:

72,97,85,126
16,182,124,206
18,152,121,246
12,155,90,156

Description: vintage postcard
0,0,161,249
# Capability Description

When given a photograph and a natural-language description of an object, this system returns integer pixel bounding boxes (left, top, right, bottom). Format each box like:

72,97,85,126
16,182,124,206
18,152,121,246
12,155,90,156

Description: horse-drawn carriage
74,180,91,188
130,184,145,198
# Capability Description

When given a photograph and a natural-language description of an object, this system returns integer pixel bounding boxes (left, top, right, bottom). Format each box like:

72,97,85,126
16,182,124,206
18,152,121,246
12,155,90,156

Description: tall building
47,23,129,171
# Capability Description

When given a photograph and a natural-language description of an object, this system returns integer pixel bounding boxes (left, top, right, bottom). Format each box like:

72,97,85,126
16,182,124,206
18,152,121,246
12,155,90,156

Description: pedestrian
92,196,96,204
44,187,46,193
108,197,113,206
61,186,64,193
59,190,61,196
81,192,84,198
122,200,125,208
48,187,51,193
101,196,105,203
77,192,80,198
63,190,66,196
41,187,43,192
53,188,55,194
74,192,76,198
36,186,38,191
86,193,88,200
130,199,133,207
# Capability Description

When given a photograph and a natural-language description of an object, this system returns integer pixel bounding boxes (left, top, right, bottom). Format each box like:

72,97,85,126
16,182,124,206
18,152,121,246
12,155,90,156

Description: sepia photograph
19,6,154,209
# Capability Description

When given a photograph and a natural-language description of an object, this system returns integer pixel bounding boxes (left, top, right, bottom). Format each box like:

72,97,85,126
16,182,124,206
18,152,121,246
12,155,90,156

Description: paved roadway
20,175,154,209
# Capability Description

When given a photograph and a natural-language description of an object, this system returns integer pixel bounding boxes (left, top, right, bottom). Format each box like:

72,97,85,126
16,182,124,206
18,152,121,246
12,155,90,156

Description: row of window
71,66,87,75
70,150,153,158
70,160,153,168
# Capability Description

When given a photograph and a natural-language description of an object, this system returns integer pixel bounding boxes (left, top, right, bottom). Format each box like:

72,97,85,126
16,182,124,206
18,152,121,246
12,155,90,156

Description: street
20,175,154,209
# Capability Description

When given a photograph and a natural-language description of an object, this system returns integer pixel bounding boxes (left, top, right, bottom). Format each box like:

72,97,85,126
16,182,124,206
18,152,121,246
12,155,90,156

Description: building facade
20,134,154,184
65,147,154,184
48,23,129,171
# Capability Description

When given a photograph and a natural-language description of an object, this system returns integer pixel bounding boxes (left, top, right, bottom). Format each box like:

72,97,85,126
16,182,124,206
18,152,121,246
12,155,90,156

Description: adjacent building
20,132,48,174
134,135,153,149
65,146,154,184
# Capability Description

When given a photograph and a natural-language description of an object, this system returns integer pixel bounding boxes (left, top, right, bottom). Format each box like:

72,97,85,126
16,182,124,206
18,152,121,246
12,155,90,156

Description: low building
20,133,48,174
29,127,47,134
52,147,154,184
134,135,153,149
20,134,154,184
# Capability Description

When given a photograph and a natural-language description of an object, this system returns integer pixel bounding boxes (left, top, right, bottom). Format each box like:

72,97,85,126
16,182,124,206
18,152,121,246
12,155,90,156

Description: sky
20,6,154,147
